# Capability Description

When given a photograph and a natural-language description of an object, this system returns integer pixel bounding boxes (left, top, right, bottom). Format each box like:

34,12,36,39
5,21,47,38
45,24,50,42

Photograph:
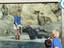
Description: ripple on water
0,41,44,48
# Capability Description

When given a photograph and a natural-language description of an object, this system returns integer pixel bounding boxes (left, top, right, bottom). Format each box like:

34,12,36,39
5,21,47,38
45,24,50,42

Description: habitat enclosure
0,2,62,48
0,3,62,37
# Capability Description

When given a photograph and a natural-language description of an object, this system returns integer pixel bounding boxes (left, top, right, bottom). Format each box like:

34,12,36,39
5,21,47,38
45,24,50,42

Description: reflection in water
0,41,43,48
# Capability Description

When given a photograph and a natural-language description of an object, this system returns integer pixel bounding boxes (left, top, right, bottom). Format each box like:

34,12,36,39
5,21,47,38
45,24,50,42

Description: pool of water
0,41,44,48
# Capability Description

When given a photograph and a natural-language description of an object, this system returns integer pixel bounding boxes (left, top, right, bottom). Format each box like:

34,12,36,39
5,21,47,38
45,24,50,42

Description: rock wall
0,3,61,36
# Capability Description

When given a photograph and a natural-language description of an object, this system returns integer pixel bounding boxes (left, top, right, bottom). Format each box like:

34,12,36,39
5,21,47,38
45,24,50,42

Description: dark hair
44,39,51,47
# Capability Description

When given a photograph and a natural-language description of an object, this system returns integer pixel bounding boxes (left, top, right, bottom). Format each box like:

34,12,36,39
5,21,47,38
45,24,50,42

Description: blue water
0,41,44,48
